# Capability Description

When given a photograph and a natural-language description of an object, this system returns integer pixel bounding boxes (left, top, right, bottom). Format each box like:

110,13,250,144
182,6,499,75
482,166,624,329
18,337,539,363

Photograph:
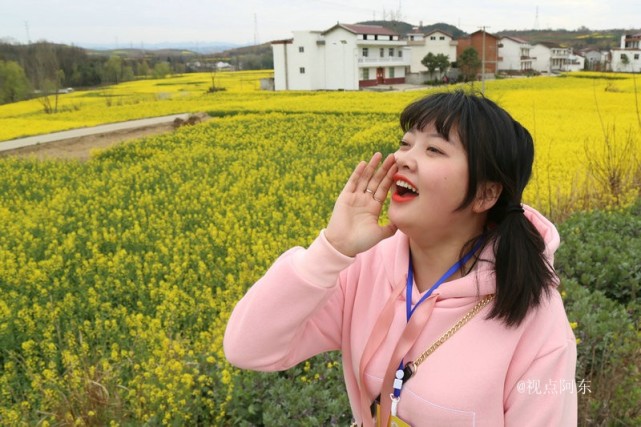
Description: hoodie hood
378,204,560,302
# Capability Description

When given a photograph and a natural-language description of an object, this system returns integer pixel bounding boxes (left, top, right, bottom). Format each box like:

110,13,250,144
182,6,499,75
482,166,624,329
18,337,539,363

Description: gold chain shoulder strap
405,294,495,375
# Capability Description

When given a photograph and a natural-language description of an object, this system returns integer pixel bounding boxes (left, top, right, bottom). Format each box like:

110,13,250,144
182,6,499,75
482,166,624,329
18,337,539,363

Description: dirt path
0,114,208,161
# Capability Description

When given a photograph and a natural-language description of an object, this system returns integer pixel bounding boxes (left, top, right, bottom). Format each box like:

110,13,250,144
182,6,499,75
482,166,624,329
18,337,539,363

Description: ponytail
485,205,556,327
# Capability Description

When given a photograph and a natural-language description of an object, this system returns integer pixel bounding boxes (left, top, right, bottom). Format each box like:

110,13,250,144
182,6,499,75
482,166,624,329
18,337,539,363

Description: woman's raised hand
324,152,398,257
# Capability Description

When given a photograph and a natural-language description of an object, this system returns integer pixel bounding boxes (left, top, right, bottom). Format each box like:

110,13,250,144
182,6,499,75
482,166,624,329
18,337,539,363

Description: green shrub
560,279,641,426
556,199,641,316
558,199,641,425
225,352,351,426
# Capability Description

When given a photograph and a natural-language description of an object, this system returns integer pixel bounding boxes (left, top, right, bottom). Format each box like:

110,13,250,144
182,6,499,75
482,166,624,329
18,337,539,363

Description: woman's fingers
343,160,368,193
355,152,383,193
373,155,397,203
343,153,396,204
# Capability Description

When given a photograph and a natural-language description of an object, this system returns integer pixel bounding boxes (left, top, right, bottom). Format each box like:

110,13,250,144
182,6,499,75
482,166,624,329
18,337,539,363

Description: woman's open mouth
392,176,419,202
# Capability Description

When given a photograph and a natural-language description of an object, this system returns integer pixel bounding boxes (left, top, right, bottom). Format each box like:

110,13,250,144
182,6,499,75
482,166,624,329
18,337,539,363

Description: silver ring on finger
365,188,375,194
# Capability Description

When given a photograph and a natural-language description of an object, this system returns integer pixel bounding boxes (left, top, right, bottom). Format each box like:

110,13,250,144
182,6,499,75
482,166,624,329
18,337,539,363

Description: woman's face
388,123,473,239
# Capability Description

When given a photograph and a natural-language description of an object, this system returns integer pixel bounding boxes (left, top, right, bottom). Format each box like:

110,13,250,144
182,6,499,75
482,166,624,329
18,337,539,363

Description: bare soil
0,123,177,161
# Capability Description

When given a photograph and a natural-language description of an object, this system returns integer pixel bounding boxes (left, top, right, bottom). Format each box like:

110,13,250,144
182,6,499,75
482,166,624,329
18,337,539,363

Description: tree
152,61,171,78
434,54,451,78
421,52,438,80
137,60,150,77
422,53,451,81
28,41,64,113
104,55,123,83
0,60,31,104
620,53,630,72
457,47,481,82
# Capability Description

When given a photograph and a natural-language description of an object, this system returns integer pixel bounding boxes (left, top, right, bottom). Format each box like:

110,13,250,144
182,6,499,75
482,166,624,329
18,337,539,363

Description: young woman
224,91,577,426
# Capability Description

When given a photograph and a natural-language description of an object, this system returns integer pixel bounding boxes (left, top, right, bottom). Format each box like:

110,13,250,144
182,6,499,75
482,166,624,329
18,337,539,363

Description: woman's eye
427,146,442,154
399,140,409,147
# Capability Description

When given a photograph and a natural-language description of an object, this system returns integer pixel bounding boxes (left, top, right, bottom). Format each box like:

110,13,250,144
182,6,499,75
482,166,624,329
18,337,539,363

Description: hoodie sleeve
223,230,355,371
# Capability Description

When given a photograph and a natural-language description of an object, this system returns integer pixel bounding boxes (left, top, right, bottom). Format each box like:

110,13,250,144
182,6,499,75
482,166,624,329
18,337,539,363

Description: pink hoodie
224,205,577,426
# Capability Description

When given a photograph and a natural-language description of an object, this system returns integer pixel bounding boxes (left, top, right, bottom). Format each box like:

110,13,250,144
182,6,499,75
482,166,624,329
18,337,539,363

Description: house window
362,47,369,57
299,67,305,74
299,46,304,53
430,36,436,40
380,48,384,58
635,54,640,60
362,68,370,80
439,36,445,40
389,48,394,57
398,50,403,58
389,67,395,78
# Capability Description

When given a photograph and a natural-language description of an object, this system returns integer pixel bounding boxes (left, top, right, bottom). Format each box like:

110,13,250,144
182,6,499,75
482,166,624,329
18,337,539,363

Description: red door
376,67,384,84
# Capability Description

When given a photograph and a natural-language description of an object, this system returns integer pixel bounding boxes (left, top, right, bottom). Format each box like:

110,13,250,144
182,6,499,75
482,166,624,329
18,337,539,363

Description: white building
565,53,585,72
405,30,457,82
530,42,571,73
271,23,409,91
497,36,534,73
611,33,641,72
580,48,610,71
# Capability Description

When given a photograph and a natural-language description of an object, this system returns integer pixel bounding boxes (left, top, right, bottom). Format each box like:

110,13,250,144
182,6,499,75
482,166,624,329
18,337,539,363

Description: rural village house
579,48,610,71
497,36,534,73
456,30,500,78
270,23,632,91
271,23,409,90
611,32,641,72
501,40,584,74
531,42,574,73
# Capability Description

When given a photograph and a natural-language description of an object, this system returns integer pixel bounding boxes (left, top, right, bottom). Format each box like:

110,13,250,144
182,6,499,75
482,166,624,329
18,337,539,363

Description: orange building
456,30,500,76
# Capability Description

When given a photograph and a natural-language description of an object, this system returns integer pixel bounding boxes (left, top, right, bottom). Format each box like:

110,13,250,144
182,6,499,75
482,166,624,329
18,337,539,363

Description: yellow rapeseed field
0,70,639,425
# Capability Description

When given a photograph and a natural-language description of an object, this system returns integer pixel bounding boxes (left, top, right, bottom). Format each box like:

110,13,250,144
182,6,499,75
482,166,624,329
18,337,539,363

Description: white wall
611,49,641,72
286,31,323,90
323,28,358,90
272,42,291,90
531,44,551,73
498,38,522,71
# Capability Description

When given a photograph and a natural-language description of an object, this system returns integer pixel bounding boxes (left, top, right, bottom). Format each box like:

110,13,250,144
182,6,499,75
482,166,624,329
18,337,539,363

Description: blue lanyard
405,239,483,322
392,239,483,403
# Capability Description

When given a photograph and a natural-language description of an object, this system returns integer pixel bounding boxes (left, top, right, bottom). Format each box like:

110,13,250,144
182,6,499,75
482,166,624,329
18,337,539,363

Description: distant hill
79,41,241,54
85,48,201,59
496,29,632,50
358,20,467,39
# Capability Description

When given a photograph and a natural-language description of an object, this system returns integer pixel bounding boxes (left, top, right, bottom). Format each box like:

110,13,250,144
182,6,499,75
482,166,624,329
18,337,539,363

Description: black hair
399,90,555,327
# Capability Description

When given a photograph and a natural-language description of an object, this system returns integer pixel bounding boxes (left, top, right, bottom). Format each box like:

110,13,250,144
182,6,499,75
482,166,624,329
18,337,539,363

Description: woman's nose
394,149,414,170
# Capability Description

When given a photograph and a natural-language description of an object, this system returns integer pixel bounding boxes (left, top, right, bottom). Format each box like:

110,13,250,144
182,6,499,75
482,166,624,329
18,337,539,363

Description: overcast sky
1,0,640,48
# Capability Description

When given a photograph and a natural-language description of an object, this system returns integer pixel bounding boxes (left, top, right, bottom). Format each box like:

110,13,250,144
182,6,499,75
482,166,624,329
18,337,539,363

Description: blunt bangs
400,91,465,142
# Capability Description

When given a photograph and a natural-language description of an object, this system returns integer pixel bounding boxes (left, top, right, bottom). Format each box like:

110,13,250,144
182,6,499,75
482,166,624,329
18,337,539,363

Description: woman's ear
473,182,502,213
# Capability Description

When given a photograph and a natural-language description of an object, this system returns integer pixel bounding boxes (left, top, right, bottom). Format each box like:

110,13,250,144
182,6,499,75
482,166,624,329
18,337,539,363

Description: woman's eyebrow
426,132,453,143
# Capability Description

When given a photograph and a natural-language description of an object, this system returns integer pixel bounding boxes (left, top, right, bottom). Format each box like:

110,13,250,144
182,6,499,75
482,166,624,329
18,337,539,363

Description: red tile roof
323,23,399,36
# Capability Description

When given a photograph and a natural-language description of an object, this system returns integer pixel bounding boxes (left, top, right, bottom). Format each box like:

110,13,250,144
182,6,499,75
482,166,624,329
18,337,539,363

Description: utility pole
24,21,31,44
479,26,490,95
254,13,259,46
